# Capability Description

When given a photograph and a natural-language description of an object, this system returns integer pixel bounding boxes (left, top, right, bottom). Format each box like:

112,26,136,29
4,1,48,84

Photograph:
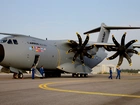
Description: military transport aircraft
0,23,140,79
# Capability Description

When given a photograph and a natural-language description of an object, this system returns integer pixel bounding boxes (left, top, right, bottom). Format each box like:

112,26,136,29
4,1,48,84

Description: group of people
108,67,121,79
31,65,121,79
31,65,44,79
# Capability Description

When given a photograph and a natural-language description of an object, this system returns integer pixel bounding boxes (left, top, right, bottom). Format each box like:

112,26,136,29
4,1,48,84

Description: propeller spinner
105,32,140,67
67,33,94,65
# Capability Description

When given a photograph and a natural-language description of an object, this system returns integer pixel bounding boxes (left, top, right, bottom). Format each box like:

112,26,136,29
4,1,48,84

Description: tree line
121,69,140,73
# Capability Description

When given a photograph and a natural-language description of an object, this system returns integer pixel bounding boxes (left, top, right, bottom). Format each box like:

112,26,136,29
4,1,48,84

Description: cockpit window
0,38,7,43
13,39,18,44
7,39,13,44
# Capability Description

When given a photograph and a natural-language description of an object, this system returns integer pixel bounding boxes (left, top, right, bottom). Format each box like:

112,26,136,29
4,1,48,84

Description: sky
0,0,140,69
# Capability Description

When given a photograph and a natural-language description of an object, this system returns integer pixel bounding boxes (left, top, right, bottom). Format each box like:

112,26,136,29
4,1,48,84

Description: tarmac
0,73,140,105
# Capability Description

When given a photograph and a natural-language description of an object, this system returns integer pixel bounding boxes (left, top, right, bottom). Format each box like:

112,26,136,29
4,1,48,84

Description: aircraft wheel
84,74,88,77
80,74,83,77
18,73,23,79
76,74,80,77
72,73,76,77
58,73,61,77
13,73,18,79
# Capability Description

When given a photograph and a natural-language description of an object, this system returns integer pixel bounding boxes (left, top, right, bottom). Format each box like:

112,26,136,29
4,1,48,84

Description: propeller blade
68,40,78,46
76,32,82,46
67,48,77,54
69,32,95,65
125,40,138,49
85,45,94,50
80,53,84,64
107,52,119,60
82,34,89,47
84,52,93,58
126,49,140,55
72,52,79,62
112,35,120,47
117,55,124,67
104,46,117,51
121,32,126,46
124,52,132,66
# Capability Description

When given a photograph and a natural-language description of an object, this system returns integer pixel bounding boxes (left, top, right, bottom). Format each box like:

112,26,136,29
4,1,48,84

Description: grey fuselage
0,35,107,73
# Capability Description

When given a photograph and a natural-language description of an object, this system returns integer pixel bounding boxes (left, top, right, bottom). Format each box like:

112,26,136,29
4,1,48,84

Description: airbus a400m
0,23,140,79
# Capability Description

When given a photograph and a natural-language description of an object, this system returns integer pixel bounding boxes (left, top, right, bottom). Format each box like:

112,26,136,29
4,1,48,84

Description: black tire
76,74,80,77
72,73,75,77
84,74,88,77
80,74,83,77
18,73,23,79
13,73,18,79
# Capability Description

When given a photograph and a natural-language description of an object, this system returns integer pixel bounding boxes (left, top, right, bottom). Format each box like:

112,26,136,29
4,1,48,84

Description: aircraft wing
0,32,29,36
93,42,140,48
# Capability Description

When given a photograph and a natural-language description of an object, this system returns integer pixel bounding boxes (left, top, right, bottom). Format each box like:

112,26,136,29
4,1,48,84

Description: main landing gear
72,73,88,78
13,72,23,79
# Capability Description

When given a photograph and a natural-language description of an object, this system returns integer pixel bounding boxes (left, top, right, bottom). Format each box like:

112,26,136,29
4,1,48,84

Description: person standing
39,65,44,79
108,67,113,79
31,65,35,79
116,67,121,79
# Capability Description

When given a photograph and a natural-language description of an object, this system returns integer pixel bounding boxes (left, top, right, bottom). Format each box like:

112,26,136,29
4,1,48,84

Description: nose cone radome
0,44,4,62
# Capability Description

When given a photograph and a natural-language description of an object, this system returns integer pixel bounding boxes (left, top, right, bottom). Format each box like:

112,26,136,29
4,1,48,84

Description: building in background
92,64,116,74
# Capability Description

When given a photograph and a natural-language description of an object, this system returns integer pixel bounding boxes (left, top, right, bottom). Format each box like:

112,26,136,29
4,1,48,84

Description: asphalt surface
0,73,140,105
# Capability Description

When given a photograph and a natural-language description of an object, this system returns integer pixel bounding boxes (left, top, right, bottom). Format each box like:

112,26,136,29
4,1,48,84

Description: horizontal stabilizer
84,26,140,34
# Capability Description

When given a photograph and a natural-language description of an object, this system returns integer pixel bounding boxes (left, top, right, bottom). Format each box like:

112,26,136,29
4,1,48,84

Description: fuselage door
33,55,40,67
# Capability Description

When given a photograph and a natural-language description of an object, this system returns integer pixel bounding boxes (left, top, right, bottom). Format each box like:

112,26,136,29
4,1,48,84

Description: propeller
66,32,94,65
105,32,140,67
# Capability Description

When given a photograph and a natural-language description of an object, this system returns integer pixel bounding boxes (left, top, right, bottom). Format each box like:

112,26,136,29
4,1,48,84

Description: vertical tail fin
84,23,110,43
97,23,110,43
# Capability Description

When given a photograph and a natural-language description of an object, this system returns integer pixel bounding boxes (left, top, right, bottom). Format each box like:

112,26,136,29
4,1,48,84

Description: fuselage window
7,39,13,44
13,39,18,44
0,38,7,43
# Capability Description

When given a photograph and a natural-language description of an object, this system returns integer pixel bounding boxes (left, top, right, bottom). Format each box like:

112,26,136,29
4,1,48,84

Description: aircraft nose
0,44,4,62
